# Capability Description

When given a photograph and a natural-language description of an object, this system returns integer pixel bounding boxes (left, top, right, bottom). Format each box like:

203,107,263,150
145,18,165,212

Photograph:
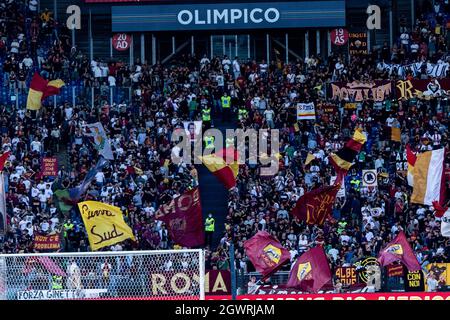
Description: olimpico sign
112,2,345,32
177,8,280,26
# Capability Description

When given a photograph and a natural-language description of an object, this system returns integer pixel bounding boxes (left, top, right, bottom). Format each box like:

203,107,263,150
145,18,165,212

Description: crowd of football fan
0,0,449,291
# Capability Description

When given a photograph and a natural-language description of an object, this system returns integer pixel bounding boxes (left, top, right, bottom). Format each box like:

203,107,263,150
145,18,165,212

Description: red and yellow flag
200,147,239,190
27,73,65,110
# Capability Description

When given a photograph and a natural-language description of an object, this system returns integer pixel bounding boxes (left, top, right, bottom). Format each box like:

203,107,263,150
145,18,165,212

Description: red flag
378,231,421,271
0,151,10,171
432,201,448,218
290,184,340,225
244,231,290,280
286,246,332,293
155,187,204,248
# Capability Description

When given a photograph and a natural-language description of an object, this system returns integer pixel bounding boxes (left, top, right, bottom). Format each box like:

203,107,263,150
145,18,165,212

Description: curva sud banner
112,1,345,31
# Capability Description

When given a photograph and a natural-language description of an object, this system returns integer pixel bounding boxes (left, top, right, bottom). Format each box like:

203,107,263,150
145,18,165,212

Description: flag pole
229,242,237,300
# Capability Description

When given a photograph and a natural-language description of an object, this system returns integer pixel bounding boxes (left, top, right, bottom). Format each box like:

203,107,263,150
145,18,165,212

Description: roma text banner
78,201,135,251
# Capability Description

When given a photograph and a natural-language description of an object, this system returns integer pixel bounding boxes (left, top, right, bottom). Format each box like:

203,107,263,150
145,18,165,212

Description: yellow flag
78,201,135,251
305,153,316,166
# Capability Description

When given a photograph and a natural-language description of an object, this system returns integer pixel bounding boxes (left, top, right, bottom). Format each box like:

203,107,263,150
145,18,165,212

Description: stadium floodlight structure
0,249,205,300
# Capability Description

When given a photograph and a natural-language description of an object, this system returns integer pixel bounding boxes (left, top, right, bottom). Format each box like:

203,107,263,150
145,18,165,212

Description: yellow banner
78,201,135,251
425,263,450,291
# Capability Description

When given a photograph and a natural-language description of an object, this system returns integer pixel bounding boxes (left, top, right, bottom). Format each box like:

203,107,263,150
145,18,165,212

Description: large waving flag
54,158,109,213
290,184,340,225
410,148,445,206
329,128,366,175
244,231,290,280
200,147,239,190
26,73,65,110
78,201,135,251
286,246,332,293
378,231,421,271
84,123,114,160
155,187,204,247
406,144,417,187
75,157,109,199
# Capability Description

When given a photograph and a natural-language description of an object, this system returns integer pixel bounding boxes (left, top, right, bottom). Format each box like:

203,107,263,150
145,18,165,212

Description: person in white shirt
30,138,42,153
427,274,439,292
328,247,339,262
10,39,19,54
44,184,53,198
374,155,385,170
259,60,268,77
200,54,210,68
40,219,50,233
232,57,240,78
385,115,395,127
222,55,231,73
263,107,275,128
22,55,33,70
108,75,116,87
95,171,105,186
400,31,410,47
39,190,49,210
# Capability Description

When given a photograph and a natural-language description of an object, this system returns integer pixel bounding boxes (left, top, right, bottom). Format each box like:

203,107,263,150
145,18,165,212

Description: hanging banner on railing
329,81,392,102
396,79,450,100
348,32,367,55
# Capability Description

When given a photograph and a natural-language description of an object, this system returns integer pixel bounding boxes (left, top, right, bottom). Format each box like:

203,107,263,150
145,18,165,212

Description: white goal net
0,249,205,300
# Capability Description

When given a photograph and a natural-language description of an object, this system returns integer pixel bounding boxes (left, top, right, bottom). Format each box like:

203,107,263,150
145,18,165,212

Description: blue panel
112,1,345,32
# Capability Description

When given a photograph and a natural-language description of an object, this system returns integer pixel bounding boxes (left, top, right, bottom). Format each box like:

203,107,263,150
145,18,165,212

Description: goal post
0,249,205,300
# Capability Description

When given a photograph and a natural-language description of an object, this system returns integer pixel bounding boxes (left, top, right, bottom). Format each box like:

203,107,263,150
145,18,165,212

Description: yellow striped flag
411,148,445,206
27,73,65,110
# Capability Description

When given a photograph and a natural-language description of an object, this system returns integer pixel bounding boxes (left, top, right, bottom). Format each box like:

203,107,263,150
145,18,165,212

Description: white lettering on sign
177,8,280,26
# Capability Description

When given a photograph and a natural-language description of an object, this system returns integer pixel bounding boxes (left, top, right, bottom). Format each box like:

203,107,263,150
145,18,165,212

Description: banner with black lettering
78,201,135,251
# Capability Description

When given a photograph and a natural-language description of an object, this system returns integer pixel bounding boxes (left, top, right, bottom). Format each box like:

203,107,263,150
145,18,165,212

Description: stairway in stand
197,117,236,249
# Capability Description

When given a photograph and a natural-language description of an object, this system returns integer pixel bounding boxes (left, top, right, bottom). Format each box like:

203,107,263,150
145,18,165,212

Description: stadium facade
43,0,416,64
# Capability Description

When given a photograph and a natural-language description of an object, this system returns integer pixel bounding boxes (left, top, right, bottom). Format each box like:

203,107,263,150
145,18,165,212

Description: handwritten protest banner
78,201,135,251
41,157,58,177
